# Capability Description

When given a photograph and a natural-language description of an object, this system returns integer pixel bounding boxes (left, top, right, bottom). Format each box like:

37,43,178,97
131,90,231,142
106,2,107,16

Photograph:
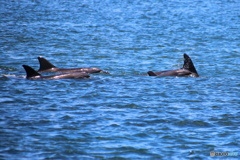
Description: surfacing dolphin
37,57,109,74
147,54,199,77
23,65,90,79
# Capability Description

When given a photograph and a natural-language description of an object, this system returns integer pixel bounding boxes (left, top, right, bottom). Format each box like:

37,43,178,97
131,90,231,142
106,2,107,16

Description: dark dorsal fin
37,57,57,72
147,71,158,76
22,65,41,79
182,54,198,75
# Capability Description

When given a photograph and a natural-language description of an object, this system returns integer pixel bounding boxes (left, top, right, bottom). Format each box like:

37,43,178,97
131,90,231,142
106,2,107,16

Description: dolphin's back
37,57,109,74
147,54,199,77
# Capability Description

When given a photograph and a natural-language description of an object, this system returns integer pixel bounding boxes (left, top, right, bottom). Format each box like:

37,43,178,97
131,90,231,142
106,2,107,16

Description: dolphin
147,54,199,77
22,65,90,79
37,57,109,74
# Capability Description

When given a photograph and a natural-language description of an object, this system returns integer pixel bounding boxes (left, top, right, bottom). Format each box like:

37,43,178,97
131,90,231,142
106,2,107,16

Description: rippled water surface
0,0,239,159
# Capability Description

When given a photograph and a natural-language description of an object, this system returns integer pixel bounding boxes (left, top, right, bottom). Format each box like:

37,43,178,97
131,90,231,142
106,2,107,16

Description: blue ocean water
0,0,239,159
